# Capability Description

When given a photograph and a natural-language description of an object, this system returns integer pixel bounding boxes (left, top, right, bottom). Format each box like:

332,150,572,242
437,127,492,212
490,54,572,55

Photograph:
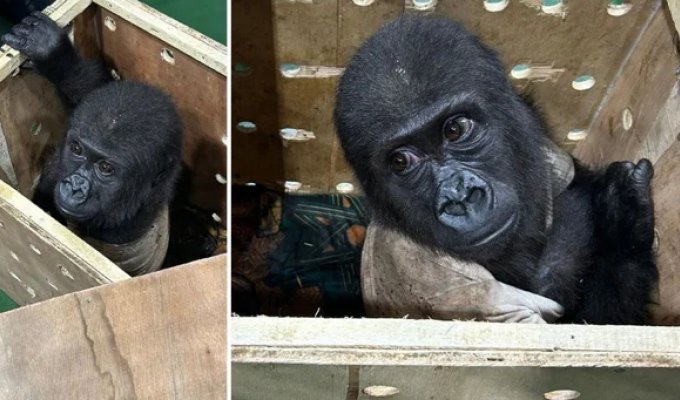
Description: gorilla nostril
466,187,485,204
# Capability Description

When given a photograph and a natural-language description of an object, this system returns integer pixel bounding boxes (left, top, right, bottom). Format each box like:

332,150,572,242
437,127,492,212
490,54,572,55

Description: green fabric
141,0,226,45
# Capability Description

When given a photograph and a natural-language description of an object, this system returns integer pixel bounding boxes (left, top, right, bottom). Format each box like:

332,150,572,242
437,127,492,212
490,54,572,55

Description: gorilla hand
1,11,71,63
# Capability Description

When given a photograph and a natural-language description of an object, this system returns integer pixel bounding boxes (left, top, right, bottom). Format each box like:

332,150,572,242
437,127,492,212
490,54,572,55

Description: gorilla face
335,16,550,262
52,81,182,232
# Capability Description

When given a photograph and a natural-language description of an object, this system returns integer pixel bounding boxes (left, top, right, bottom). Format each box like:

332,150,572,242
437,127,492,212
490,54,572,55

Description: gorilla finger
10,24,32,37
22,16,41,27
1,34,27,50
631,159,654,185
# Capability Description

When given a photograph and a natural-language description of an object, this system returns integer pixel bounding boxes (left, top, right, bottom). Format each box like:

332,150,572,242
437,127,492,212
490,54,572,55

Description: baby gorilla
335,16,657,324
2,13,182,274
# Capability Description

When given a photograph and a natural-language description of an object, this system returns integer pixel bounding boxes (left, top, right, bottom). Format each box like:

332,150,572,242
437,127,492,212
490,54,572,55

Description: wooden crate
0,1,226,395
0,0,227,305
232,0,680,397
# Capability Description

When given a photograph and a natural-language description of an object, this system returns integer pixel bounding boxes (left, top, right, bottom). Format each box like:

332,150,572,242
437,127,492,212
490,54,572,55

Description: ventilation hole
212,213,222,223
363,386,400,397
336,182,354,193
234,62,252,75
215,173,227,184
567,129,588,141
622,108,634,131
284,181,302,192
58,264,75,280
104,16,117,31
10,251,19,262
484,0,509,12
29,244,41,255
510,64,532,79
572,75,596,91
544,390,581,400
236,121,257,133
160,48,175,65
280,63,301,77
30,122,42,136
352,0,375,5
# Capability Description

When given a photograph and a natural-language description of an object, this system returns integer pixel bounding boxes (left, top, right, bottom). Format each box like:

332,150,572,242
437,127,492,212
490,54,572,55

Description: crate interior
0,2,226,307
231,0,680,325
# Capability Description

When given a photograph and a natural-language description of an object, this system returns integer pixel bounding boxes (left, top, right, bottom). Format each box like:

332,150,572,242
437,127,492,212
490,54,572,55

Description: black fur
2,12,182,244
334,16,657,325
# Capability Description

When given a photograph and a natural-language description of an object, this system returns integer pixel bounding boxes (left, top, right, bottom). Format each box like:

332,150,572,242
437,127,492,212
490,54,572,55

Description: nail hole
622,108,634,131
30,122,42,136
160,48,175,65
336,182,354,193
363,386,400,397
236,121,257,133
544,390,581,400
29,244,41,255
5,52,13,58
104,16,117,31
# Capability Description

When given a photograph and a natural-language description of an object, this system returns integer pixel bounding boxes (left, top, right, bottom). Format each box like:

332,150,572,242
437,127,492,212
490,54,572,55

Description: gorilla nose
437,171,490,217
62,175,90,201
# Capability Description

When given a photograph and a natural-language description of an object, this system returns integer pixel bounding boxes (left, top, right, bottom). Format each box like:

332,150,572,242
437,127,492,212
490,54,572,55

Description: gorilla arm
1,11,110,107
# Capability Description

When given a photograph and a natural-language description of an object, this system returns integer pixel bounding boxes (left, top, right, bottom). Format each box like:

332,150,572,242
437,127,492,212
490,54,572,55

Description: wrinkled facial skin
54,131,125,224
334,16,549,262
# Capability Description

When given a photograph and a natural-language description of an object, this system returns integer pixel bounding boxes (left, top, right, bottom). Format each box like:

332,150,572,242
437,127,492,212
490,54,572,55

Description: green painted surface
141,0,227,45
0,291,18,312
0,2,226,45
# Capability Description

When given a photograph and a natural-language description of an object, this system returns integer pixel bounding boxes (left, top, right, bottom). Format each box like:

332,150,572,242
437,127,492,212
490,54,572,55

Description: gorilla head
54,81,182,236
335,16,550,262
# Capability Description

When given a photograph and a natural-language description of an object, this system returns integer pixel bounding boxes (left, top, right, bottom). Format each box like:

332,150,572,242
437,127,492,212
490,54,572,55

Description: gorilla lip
470,213,517,247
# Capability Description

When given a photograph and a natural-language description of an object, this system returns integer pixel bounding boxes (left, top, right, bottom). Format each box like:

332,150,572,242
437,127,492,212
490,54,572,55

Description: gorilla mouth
468,213,517,247
57,204,91,220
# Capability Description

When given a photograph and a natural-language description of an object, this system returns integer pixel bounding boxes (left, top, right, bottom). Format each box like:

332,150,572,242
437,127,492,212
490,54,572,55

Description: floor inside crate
232,185,366,318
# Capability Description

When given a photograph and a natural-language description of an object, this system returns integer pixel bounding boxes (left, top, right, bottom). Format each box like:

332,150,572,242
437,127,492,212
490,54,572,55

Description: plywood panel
233,364,680,400
573,3,679,165
233,317,680,367
97,9,227,218
231,0,284,185
0,254,226,399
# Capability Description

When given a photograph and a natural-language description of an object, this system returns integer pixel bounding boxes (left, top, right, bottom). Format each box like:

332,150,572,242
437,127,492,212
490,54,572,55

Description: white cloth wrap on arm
361,224,564,323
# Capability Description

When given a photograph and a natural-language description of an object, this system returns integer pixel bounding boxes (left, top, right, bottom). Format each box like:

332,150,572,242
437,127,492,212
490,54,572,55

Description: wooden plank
233,363,680,400
649,139,680,325
0,0,93,82
231,0,284,185
0,73,66,198
0,254,226,399
97,9,227,219
232,317,680,367
573,2,679,165
0,179,127,306
92,0,227,76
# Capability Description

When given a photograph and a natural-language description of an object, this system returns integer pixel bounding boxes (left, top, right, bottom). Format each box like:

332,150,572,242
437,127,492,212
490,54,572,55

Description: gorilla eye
389,150,414,174
70,141,83,155
98,161,114,175
442,116,474,142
